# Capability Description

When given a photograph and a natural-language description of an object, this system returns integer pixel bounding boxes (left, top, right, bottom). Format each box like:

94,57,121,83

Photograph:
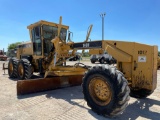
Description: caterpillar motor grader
8,16,158,117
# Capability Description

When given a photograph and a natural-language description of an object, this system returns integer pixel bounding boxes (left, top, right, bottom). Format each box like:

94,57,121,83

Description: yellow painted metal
45,71,85,77
17,75,83,95
105,43,132,62
44,66,87,77
152,46,158,91
89,49,103,55
14,16,158,94
89,77,112,106
100,40,158,91
9,61,13,74
57,16,62,38
18,63,24,78
27,20,69,30
82,24,93,54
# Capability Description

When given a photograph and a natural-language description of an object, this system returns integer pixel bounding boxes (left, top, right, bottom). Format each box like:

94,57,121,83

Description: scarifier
7,16,158,117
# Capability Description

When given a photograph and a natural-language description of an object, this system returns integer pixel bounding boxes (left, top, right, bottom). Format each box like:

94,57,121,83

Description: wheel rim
9,62,13,74
18,63,24,78
89,77,112,106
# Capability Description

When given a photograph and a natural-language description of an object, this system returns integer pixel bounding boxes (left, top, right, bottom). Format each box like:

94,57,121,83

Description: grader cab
7,16,158,117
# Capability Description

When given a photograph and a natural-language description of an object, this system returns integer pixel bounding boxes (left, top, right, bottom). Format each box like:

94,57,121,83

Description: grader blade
17,75,83,95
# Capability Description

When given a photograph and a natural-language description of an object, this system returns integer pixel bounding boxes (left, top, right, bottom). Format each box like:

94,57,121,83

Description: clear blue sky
0,0,160,51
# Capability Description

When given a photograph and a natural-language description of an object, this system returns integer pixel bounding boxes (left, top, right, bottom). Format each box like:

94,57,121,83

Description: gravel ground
0,61,160,120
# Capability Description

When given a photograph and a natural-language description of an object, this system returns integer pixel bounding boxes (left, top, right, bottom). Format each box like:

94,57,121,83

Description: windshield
60,28,67,41
43,25,58,39
42,25,57,56
42,25,68,56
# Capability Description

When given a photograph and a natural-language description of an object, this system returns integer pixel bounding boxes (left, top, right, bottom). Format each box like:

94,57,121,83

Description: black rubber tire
105,59,110,65
73,57,77,61
99,58,105,64
130,89,153,98
91,60,96,64
113,59,117,64
8,58,19,78
108,60,114,65
17,59,33,80
82,65,130,117
69,58,72,61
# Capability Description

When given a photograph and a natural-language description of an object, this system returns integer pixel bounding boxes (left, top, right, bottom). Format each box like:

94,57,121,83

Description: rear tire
99,58,105,64
8,58,19,78
82,65,130,117
130,89,153,98
17,59,33,80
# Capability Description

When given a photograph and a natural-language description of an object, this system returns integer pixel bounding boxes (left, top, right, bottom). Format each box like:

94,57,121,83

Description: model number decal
138,50,147,55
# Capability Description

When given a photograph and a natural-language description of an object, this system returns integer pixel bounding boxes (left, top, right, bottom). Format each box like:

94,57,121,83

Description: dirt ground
0,61,160,120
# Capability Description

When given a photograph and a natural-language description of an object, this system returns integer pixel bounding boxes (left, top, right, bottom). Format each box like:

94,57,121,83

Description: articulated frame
45,38,157,92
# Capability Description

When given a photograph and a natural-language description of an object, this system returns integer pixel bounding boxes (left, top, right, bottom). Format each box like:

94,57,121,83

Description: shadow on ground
17,85,160,120
116,97,160,120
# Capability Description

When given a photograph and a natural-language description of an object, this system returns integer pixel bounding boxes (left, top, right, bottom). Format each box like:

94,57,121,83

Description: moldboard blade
17,75,83,95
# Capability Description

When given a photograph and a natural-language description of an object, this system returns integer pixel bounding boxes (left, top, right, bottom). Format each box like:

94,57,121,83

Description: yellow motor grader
7,17,158,117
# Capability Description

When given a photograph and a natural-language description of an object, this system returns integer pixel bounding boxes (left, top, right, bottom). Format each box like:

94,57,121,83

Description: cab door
31,26,42,56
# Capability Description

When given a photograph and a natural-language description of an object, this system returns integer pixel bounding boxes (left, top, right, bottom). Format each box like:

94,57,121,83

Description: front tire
82,65,130,117
8,58,19,78
17,59,33,80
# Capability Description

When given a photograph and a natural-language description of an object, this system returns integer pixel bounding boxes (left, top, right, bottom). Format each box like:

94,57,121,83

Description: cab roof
18,41,31,46
27,20,69,30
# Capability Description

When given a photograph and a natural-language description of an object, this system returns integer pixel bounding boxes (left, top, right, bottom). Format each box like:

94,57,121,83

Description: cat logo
138,56,146,62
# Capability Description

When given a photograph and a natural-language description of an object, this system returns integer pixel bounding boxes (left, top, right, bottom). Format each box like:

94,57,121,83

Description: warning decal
138,56,146,62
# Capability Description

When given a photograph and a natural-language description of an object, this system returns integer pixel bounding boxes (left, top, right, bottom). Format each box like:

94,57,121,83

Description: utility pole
100,12,106,40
